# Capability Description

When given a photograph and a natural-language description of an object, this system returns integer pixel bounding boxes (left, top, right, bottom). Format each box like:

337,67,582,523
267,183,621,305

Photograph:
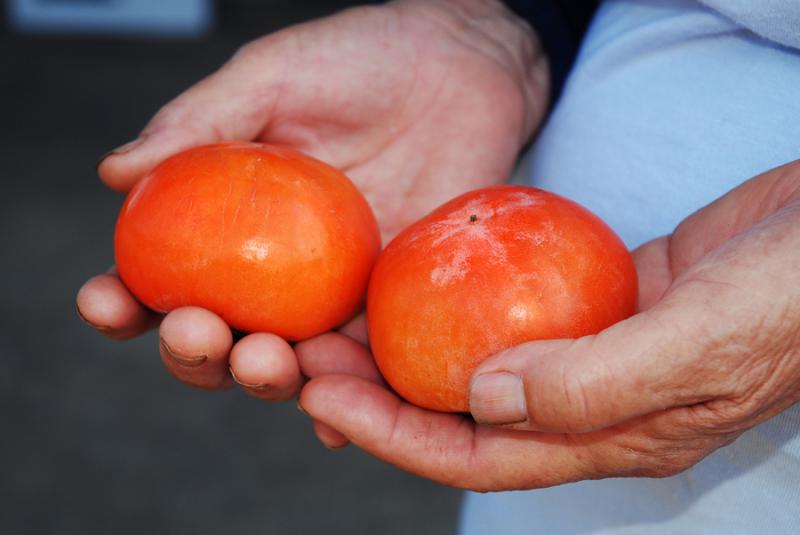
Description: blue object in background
8,0,214,36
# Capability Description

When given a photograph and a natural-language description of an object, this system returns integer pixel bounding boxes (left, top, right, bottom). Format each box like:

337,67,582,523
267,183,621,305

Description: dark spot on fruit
469,214,479,224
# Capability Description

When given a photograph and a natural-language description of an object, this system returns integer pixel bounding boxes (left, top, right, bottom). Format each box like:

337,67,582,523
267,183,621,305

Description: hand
297,160,800,490
77,0,547,398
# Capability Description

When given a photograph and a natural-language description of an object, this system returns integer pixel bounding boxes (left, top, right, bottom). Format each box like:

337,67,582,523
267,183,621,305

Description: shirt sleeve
698,0,800,50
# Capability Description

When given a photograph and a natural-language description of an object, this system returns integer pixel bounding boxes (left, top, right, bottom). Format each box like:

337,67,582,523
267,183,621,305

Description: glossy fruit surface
115,142,380,340
367,185,637,412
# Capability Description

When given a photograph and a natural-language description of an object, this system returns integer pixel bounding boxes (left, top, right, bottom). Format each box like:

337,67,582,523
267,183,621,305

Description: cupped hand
77,0,547,398
297,160,800,490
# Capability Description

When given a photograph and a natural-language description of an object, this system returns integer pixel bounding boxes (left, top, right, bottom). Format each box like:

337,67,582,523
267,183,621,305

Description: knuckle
148,101,226,144
642,458,690,478
547,361,596,432
230,36,270,62
546,340,619,433
609,432,709,479
230,29,291,66
231,40,256,60
143,99,186,134
683,399,754,435
631,448,699,478
674,297,800,435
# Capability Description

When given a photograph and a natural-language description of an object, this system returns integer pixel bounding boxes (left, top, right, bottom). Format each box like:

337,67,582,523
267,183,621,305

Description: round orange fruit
367,185,637,412
114,142,380,340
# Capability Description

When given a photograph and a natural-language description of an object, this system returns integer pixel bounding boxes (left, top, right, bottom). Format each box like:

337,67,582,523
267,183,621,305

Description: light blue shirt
461,1,800,533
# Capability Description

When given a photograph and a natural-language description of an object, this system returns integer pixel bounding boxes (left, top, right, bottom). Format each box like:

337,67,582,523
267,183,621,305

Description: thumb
97,43,283,192
467,304,719,433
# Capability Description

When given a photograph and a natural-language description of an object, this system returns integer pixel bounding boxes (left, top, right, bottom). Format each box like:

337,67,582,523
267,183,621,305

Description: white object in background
8,0,213,37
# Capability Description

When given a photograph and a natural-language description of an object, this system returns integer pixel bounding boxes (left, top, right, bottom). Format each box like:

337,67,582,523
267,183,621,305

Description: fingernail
160,338,207,367
75,304,112,332
296,400,309,417
469,371,527,425
229,366,268,389
96,137,145,169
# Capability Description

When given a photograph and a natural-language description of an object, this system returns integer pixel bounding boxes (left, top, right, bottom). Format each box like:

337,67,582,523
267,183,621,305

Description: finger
76,272,159,340
295,332,384,449
632,236,672,311
302,375,736,489
295,332,384,385
468,304,722,433
228,333,302,400
337,313,369,346
668,159,800,277
159,307,234,390
311,420,349,450
300,375,606,491
97,43,284,192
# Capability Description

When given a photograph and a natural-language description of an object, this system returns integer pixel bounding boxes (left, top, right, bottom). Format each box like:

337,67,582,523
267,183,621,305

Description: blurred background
0,1,462,533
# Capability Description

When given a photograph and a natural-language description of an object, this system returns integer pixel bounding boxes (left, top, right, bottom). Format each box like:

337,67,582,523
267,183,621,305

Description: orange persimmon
367,185,637,412
114,142,380,340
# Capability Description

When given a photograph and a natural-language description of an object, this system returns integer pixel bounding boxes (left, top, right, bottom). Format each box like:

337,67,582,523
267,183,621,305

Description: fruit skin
114,142,380,341
367,185,638,412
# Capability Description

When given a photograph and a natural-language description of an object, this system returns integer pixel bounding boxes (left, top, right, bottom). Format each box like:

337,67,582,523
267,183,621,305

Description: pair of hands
76,0,800,491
